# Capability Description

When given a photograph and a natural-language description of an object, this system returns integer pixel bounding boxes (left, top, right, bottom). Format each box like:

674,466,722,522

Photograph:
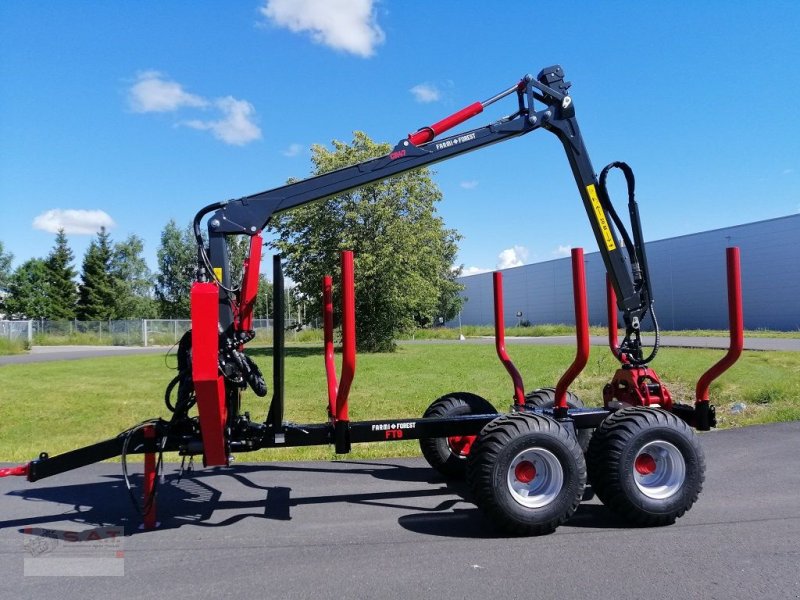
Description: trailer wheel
524,388,591,452
466,413,586,535
419,392,497,479
587,406,705,526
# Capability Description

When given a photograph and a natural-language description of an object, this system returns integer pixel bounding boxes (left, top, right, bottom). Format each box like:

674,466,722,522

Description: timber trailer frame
1,66,744,535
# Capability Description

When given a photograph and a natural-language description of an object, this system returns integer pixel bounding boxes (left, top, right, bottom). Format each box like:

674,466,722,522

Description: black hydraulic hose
121,420,164,518
193,201,240,292
597,161,660,366
598,163,640,285
164,374,181,412
193,201,226,250
645,303,661,365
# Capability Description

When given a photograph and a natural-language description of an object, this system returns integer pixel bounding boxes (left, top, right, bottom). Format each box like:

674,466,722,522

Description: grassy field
0,338,27,355
408,325,800,340
0,317,797,357
1,342,798,464
6,324,798,354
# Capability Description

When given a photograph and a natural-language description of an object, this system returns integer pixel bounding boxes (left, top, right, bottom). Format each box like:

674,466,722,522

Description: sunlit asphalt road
1,421,799,599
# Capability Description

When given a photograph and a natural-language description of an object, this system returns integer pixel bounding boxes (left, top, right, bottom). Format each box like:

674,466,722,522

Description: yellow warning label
213,267,223,281
587,184,617,251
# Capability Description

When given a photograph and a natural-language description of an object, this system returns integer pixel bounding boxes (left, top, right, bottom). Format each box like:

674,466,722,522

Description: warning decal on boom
586,184,617,251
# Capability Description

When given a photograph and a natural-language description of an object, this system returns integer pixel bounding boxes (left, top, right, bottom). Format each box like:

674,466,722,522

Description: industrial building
454,214,800,331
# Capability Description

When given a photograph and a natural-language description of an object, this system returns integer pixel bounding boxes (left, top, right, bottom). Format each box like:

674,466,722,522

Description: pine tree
77,228,116,320
45,229,78,319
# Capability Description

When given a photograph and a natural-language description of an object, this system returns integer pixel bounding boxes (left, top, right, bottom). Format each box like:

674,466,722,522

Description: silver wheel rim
633,440,686,500
507,447,563,508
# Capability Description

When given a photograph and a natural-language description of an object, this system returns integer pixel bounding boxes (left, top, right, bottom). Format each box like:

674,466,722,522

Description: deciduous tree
155,221,196,318
269,132,463,352
0,241,12,291
5,258,51,319
0,241,13,313
111,234,156,318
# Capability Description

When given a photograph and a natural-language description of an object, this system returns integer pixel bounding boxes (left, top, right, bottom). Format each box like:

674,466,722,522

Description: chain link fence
29,319,145,346
0,320,33,343
1,318,279,347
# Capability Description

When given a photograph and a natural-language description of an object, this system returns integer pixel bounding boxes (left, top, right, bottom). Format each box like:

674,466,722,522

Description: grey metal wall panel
453,214,800,331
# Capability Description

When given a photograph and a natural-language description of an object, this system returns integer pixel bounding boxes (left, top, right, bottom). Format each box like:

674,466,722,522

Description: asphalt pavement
1,421,799,599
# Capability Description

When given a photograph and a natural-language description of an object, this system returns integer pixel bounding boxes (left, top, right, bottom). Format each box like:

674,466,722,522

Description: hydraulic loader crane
187,65,696,461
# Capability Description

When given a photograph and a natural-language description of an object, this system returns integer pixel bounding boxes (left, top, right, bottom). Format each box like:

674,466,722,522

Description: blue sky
1,1,798,278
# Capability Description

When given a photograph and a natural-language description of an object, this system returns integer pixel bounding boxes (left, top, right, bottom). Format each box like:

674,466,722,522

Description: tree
0,241,13,314
254,274,273,319
77,227,116,320
269,131,463,352
155,221,196,318
45,229,78,319
111,234,157,318
154,221,271,319
0,241,12,290
5,258,51,319
227,235,250,285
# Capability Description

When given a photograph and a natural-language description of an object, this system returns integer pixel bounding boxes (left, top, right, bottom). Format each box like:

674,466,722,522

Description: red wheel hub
447,435,476,457
635,453,657,475
514,460,537,484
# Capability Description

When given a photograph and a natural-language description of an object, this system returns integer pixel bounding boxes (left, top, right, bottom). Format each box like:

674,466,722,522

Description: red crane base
603,367,673,410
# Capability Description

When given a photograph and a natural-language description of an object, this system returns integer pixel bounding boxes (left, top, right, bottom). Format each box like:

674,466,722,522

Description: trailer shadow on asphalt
1,460,621,542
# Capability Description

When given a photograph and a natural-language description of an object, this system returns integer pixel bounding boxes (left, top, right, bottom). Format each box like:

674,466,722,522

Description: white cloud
261,0,385,58
128,71,208,113
782,168,795,175
410,83,441,103
33,209,115,235
282,143,305,157
497,245,529,269
462,266,491,276
553,244,571,257
183,97,262,146
129,72,261,146
460,180,479,190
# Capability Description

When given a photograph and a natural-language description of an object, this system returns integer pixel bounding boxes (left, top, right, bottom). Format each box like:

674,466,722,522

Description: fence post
142,319,148,347
27,320,32,344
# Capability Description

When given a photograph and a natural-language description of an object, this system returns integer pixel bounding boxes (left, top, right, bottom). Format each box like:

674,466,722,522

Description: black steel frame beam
26,428,176,482
24,407,611,481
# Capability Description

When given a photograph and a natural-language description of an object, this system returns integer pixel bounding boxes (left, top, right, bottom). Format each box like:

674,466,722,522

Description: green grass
1,343,798,464
5,324,796,355
656,328,800,339
0,338,27,355
408,325,800,340
32,332,116,346
404,323,608,340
